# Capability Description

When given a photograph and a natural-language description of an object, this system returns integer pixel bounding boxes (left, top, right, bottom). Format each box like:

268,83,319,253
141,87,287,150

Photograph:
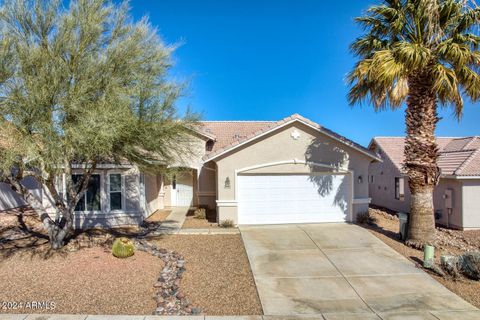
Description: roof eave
442,174,480,180
203,118,381,163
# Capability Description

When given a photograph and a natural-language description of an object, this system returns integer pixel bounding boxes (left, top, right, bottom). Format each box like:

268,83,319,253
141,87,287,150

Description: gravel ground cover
151,234,263,315
0,247,163,314
362,206,480,308
0,208,262,315
182,216,221,229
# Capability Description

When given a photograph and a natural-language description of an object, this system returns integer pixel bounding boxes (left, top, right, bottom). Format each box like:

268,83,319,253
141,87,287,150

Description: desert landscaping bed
151,234,263,315
0,208,262,315
0,247,163,314
361,206,480,308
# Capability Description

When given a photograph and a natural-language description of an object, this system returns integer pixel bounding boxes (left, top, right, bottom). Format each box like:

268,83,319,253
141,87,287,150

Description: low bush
194,208,206,219
356,211,377,226
219,219,235,228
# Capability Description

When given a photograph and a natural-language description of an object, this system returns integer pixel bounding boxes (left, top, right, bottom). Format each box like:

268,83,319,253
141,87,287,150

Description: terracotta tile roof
437,150,475,175
371,136,480,177
200,121,275,153
201,114,379,161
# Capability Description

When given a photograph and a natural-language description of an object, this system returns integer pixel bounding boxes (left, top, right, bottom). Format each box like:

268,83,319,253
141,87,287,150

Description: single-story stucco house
0,114,381,228
369,136,480,230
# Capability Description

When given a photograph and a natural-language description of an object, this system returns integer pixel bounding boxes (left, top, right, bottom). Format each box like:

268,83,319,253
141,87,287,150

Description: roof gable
202,114,380,162
371,136,480,177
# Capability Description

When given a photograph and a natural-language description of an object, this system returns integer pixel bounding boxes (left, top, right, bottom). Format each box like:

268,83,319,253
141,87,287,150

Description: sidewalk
4,312,480,319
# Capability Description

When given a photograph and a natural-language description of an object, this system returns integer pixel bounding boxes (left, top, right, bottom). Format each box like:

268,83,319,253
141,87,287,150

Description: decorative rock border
134,240,201,316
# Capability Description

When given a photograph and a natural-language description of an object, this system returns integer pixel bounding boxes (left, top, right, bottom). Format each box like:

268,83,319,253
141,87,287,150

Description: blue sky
129,0,480,146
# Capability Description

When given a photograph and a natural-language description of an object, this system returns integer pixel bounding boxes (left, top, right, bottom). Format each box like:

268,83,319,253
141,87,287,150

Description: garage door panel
238,174,350,224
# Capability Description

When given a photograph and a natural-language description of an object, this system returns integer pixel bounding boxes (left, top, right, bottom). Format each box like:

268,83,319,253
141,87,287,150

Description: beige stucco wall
197,161,217,209
432,178,463,229
368,145,411,213
214,122,374,224
461,179,480,229
145,173,164,216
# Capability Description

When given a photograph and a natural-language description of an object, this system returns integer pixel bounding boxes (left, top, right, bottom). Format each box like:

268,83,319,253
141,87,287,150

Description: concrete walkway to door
240,223,479,320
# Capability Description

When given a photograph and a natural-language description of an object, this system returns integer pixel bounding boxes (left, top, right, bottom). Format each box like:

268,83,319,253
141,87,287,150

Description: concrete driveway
240,223,480,320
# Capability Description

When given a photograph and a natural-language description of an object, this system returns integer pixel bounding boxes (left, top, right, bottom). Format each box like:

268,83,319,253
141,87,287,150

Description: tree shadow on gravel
0,207,173,260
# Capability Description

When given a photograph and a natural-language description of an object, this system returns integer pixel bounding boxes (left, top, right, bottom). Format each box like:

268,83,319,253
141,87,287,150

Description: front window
109,174,123,211
73,174,101,211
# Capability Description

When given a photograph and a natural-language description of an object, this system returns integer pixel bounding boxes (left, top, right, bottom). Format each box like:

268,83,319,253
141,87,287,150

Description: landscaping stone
461,252,480,280
134,239,201,316
440,252,480,280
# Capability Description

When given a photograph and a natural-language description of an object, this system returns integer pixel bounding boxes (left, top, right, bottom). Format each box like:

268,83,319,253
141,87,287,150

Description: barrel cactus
112,237,135,258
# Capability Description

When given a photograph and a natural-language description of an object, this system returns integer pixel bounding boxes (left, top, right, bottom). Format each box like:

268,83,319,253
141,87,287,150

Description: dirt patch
362,206,480,308
182,216,220,229
182,208,221,229
151,234,263,315
0,247,163,314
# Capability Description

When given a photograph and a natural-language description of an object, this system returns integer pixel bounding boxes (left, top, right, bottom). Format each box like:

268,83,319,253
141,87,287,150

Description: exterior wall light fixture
225,177,231,189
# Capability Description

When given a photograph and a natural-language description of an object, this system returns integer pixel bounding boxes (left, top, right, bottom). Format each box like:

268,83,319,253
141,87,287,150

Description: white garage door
237,174,351,224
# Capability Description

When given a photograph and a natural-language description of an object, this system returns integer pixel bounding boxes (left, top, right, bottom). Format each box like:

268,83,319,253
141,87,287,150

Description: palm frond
438,40,473,66
393,42,432,69
350,34,389,58
457,65,480,101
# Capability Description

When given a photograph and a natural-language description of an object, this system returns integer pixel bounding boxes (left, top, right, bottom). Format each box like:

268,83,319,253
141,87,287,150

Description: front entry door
171,172,194,207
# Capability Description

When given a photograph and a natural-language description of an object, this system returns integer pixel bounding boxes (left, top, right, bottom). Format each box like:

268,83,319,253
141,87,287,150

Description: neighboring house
1,114,380,228
369,137,480,230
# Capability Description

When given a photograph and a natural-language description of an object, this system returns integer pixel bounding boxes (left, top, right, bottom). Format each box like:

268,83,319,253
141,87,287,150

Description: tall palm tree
348,0,480,247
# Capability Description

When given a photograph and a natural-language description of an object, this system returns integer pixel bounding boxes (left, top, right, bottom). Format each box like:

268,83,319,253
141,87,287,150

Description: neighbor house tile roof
371,136,480,177
200,114,379,161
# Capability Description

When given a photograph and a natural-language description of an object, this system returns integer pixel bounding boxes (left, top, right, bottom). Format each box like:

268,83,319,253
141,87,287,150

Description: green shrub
356,211,377,226
112,237,135,258
220,219,235,228
194,208,206,219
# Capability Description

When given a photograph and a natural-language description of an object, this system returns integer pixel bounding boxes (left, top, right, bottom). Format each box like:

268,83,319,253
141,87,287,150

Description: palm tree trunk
404,69,440,248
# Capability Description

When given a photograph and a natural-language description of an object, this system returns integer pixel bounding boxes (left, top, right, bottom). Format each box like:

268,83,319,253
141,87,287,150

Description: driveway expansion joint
240,224,477,317
296,224,380,318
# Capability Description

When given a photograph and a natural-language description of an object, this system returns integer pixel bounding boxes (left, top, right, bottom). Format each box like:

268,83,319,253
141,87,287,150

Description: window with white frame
109,173,123,211
395,177,405,201
73,174,101,211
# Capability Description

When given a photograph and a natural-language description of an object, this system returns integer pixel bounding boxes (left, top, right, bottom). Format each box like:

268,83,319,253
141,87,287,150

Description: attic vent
206,140,214,152
205,128,212,133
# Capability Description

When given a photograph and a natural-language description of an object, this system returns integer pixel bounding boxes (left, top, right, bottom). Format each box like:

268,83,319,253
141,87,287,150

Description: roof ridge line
440,149,478,154
454,148,480,175
463,136,480,150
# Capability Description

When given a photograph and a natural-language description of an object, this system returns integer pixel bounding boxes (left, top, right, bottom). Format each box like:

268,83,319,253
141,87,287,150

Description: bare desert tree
0,0,198,249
